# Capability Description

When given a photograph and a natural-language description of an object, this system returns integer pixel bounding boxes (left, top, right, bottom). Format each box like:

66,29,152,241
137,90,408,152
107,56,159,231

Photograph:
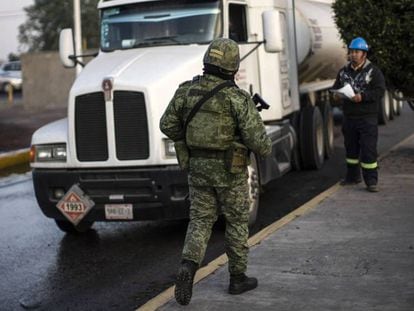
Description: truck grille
75,92,108,161
113,91,149,160
74,91,149,162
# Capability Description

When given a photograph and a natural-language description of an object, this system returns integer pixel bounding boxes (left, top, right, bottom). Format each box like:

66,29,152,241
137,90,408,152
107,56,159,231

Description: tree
333,0,414,98
18,0,100,52
8,53,20,62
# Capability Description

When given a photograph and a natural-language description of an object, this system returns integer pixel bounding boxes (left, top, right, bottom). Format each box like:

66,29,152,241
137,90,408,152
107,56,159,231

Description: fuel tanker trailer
30,0,347,233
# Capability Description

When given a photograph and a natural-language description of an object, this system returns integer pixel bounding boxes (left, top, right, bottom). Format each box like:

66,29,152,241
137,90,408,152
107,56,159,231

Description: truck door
258,9,294,122
227,2,260,95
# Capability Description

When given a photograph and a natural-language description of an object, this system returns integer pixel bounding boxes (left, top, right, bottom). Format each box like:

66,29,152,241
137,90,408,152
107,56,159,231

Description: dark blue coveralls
333,59,386,186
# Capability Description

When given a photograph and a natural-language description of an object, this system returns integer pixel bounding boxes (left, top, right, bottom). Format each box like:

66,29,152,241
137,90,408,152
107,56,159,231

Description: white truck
30,0,347,233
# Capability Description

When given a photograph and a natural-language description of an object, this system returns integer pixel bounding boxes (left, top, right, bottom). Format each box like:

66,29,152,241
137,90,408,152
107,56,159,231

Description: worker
160,38,271,305
332,37,385,192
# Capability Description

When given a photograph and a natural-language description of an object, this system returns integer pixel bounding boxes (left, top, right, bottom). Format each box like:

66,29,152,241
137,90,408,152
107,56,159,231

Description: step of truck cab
260,122,295,185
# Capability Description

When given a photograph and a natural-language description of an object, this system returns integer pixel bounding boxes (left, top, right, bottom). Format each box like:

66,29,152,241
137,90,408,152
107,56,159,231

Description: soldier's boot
174,259,198,305
228,273,258,295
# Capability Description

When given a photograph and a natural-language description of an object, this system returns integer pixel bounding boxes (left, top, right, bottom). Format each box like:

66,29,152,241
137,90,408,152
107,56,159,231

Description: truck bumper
32,166,189,222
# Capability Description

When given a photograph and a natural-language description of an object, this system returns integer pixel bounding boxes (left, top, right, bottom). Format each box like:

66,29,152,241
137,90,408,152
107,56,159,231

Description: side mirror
59,28,76,68
262,10,283,53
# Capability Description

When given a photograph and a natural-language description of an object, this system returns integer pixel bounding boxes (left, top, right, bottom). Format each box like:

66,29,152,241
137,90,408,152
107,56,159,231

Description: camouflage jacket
160,74,271,187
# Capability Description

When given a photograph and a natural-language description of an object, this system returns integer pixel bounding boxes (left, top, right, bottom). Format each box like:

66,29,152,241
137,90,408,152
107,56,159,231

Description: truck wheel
320,102,334,159
378,92,390,124
408,100,414,111
390,91,403,116
3,83,12,93
289,112,302,171
55,219,94,234
300,106,324,169
247,154,260,227
392,96,401,116
397,100,403,115
388,92,395,120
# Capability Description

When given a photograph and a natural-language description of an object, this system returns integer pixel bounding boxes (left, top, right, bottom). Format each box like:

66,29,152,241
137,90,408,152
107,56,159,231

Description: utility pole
73,0,83,75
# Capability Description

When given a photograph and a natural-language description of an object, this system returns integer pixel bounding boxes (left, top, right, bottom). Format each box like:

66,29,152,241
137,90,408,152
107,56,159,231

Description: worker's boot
341,166,362,185
366,184,379,192
228,273,258,295
174,259,198,305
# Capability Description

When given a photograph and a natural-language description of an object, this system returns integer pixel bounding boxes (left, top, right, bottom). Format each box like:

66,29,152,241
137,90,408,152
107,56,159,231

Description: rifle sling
184,80,235,134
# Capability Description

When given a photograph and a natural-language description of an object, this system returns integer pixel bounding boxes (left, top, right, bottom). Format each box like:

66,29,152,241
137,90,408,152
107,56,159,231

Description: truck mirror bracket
240,41,265,62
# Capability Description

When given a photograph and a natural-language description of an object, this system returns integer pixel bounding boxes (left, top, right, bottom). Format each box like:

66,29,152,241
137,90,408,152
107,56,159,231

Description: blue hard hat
349,37,369,51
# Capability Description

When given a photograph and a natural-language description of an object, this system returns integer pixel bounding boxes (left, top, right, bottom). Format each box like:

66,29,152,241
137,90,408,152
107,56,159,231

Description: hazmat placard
56,184,95,226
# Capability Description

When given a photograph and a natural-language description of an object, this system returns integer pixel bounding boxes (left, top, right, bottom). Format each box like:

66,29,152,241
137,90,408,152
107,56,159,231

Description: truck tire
388,92,395,120
395,92,405,114
2,83,12,93
320,102,334,159
408,100,414,111
300,106,325,169
397,100,403,115
247,154,260,227
55,219,94,234
392,96,401,116
378,92,391,124
289,112,302,171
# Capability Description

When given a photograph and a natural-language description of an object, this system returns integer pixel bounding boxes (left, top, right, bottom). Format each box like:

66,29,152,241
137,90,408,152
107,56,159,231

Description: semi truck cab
30,0,346,233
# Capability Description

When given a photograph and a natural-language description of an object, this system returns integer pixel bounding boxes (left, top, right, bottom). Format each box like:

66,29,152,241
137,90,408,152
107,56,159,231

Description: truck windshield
101,0,222,51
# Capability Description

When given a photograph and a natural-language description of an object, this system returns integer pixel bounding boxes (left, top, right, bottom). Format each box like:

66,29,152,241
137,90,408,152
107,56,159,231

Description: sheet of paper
330,84,355,99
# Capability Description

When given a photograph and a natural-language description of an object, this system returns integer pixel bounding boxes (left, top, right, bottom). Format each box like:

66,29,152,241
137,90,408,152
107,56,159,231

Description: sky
0,0,34,62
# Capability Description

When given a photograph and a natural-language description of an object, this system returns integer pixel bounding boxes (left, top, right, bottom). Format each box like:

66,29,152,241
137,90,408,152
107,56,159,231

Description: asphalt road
0,105,413,311
0,90,22,104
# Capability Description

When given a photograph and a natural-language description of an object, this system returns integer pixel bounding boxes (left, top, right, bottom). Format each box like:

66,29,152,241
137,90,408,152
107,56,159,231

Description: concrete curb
0,148,30,170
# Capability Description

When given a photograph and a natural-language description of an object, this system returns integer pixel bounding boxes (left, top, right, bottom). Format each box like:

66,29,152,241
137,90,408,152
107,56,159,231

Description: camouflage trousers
182,182,250,275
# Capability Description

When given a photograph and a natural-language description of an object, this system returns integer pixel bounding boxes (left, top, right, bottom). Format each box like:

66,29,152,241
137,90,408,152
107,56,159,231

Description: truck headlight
31,144,67,162
163,139,176,157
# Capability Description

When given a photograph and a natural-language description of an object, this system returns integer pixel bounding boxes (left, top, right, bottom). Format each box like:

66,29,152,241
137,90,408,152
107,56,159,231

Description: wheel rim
316,119,324,159
384,92,390,118
393,99,398,113
327,111,334,151
3,84,11,93
247,161,259,215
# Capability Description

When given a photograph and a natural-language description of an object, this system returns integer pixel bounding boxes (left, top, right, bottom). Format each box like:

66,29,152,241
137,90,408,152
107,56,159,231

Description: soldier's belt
189,149,226,159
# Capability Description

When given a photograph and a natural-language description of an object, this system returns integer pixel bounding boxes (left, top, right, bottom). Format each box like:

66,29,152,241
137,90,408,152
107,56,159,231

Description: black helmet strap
203,64,235,81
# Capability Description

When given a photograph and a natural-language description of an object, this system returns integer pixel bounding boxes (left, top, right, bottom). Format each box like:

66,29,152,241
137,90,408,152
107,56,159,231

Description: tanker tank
295,0,347,84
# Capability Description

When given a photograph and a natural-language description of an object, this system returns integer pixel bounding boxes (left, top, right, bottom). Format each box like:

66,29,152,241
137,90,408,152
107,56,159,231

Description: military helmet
203,38,240,74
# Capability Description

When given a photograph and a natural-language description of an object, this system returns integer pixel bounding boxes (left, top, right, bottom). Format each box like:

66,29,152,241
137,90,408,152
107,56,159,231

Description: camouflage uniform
160,38,271,276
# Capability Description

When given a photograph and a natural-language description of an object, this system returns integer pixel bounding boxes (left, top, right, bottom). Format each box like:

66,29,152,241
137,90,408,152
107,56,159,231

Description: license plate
105,204,133,220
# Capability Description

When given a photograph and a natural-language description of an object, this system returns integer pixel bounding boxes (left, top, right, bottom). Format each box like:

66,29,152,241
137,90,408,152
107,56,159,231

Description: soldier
160,38,271,305
332,37,385,192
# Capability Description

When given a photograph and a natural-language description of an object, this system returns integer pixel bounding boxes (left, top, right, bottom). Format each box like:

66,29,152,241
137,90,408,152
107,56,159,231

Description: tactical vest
185,81,237,151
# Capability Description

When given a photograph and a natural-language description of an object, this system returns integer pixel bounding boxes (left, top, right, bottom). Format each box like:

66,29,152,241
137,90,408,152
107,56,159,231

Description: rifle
252,93,270,111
